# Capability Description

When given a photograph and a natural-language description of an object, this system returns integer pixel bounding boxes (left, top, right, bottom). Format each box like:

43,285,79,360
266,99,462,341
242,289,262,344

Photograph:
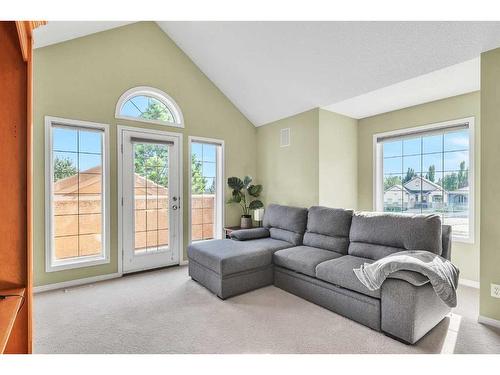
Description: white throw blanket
353,250,460,307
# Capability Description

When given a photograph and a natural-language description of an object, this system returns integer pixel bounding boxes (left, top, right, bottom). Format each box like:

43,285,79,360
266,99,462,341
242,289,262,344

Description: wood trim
0,288,25,354
15,21,46,62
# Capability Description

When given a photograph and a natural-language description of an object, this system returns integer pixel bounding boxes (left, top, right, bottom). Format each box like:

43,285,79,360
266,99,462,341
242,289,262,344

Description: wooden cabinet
0,20,45,354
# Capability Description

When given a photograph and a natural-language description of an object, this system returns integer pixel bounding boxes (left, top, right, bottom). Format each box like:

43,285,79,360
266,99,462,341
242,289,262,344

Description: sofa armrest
388,270,429,287
230,228,270,241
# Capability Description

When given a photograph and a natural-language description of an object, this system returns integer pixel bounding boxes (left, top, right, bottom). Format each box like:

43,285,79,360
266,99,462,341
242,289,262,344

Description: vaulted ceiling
35,21,500,125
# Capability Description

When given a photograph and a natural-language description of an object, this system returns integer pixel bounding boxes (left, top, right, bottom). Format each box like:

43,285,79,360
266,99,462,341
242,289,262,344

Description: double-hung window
374,117,474,242
45,117,110,271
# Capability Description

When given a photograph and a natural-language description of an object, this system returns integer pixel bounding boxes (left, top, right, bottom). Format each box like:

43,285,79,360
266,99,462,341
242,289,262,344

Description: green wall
256,109,319,208
357,92,481,282
480,48,500,321
319,109,358,209
256,108,358,210
33,22,257,286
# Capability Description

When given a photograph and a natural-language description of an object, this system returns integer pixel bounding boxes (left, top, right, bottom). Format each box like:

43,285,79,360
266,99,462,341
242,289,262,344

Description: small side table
223,226,241,239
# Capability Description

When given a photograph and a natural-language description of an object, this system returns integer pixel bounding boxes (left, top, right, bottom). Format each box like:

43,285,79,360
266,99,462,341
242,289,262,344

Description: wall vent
280,128,290,147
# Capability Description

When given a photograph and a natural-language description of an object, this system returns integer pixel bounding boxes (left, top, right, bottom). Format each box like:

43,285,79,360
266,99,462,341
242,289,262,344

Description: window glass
191,142,220,241
52,126,104,261
380,127,471,238
119,95,175,123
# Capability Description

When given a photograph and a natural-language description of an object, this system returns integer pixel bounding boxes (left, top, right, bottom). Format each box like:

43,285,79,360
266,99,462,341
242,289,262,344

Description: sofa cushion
230,227,270,241
303,206,353,254
273,246,343,277
348,212,443,260
263,204,308,245
187,238,291,276
315,255,380,298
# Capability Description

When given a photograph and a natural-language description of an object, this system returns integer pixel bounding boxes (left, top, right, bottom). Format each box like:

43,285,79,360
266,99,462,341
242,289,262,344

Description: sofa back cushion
303,206,353,254
348,212,443,260
263,204,308,245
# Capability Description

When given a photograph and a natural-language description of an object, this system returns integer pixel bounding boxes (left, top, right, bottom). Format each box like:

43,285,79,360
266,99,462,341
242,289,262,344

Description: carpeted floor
34,265,500,354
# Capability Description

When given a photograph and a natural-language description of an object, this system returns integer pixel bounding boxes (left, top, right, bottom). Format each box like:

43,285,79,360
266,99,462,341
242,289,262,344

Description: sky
383,130,469,176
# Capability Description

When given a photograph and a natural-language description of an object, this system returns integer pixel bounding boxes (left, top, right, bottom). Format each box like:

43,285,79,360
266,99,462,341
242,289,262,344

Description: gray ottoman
187,238,292,299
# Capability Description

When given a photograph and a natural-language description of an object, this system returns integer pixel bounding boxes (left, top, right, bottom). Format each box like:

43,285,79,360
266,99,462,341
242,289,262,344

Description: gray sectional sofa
187,204,455,344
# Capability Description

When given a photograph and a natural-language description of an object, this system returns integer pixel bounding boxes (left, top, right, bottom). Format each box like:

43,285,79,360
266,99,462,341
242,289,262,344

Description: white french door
119,128,182,273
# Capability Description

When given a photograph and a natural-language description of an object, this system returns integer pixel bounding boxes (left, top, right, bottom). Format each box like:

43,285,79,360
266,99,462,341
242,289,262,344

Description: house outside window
374,117,474,242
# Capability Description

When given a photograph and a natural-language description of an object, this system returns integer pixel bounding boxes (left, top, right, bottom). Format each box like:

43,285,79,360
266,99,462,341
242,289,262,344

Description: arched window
115,86,184,128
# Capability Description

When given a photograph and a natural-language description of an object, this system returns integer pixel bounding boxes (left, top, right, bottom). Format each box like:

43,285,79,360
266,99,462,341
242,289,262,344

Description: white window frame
45,116,111,272
188,136,225,243
115,86,184,128
373,117,475,243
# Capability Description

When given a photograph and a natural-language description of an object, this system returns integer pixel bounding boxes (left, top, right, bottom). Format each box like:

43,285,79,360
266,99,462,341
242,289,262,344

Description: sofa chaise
187,204,454,344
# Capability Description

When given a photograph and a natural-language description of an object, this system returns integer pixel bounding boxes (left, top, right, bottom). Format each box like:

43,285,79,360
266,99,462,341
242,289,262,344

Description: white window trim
188,136,225,244
44,116,111,272
115,86,184,128
373,116,475,244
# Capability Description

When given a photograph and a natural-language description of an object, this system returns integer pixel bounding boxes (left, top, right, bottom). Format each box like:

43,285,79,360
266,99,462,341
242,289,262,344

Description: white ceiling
34,21,500,125
33,21,134,48
323,58,480,119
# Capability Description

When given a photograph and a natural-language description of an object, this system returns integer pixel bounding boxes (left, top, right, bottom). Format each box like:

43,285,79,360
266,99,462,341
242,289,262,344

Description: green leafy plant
226,176,263,216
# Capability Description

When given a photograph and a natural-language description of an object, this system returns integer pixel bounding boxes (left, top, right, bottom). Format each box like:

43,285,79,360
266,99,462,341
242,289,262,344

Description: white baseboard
34,272,122,293
478,315,500,329
459,278,480,289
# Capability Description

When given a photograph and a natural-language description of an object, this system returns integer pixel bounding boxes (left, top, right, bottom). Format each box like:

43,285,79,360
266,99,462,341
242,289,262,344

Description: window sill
452,236,474,245
46,255,110,273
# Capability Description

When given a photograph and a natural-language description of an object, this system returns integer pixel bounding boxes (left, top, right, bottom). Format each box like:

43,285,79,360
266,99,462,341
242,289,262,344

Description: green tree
384,175,401,190
426,165,436,182
403,168,417,183
140,100,174,123
53,156,77,182
457,161,468,189
191,154,208,194
437,160,468,191
134,144,168,187
439,173,458,191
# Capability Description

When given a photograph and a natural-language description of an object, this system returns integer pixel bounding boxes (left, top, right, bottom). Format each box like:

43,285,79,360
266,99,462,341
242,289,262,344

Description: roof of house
54,166,168,195
403,176,445,193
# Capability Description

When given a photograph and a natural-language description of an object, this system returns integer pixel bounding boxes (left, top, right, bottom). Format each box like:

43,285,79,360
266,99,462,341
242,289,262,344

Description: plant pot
240,215,253,229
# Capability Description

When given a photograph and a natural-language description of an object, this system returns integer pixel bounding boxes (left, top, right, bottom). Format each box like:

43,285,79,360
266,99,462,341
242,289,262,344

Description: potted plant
226,176,264,229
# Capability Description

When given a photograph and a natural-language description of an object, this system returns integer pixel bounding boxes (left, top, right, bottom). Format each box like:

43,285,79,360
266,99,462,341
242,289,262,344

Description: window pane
383,140,402,158
79,131,102,154
54,236,79,259
444,151,468,171
383,175,404,212
191,141,221,242
203,162,216,178
422,153,442,174
51,126,105,263
202,144,216,162
79,234,102,256
204,178,216,194
423,134,443,154
383,157,402,174
53,152,78,183
120,95,175,123
403,155,421,174
53,127,77,152
191,143,202,161
444,130,469,152
403,137,421,156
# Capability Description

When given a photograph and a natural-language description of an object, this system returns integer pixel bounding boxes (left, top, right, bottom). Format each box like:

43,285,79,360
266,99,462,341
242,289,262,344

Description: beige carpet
34,265,500,354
